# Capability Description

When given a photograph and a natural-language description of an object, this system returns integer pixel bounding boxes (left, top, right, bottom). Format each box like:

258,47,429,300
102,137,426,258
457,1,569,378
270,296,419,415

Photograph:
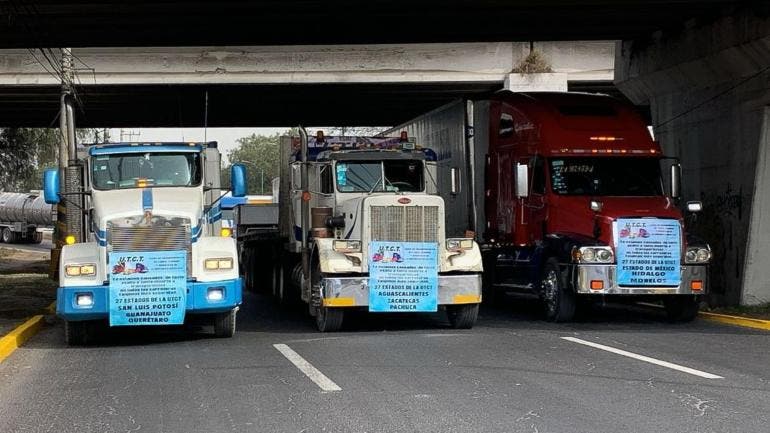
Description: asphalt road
1,294,769,433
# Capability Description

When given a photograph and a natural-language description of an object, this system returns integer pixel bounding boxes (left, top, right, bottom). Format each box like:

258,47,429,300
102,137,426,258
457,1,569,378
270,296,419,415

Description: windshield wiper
368,177,383,194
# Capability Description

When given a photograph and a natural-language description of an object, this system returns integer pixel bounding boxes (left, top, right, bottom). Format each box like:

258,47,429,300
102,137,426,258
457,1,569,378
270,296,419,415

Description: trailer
386,91,711,322
0,192,52,243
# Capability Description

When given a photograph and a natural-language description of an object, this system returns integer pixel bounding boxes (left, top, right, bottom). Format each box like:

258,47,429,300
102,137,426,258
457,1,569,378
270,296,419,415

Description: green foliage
0,127,110,193
223,132,287,195
0,128,59,192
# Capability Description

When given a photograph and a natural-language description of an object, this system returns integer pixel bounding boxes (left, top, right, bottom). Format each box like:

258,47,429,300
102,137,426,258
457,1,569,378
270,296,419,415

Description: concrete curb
0,302,55,364
0,315,45,364
699,311,770,331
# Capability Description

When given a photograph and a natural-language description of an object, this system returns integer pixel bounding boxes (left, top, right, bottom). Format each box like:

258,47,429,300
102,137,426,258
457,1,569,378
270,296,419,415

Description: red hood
549,195,683,246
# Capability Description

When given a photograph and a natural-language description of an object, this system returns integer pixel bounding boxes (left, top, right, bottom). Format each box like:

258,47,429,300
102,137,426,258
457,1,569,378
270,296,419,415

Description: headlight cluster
204,257,234,270
64,263,96,277
574,246,614,264
446,238,474,252
333,240,361,253
685,247,711,264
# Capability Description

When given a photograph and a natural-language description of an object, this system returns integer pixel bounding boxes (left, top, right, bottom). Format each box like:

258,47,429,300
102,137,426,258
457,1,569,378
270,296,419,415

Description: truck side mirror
515,163,529,198
230,164,247,197
43,168,60,204
670,164,681,199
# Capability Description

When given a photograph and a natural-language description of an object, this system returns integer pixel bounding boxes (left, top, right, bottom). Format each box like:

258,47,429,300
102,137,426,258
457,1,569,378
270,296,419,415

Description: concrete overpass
0,0,744,47
1,1,769,306
0,41,615,127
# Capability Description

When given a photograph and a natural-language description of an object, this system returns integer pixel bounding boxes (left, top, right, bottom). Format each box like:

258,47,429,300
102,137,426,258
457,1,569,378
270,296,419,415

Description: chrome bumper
574,264,708,295
321,273,482,307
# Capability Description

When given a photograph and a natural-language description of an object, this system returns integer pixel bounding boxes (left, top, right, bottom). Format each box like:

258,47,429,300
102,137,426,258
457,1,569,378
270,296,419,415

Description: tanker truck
43,141,248,345
386,91,711,322
238,131,484,332
0,192,52,244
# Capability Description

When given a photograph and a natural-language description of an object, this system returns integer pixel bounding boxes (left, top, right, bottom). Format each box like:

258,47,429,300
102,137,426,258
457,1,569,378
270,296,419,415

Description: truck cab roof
318,149,435,162
490,91,658,155
87,142,217,156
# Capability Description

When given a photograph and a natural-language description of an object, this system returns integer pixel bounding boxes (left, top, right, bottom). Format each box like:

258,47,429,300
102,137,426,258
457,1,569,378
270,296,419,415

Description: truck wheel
315,306,344,332
214,308,237,337
272,263,285,301
447,303,479,329
541,258,576,322
1,228,12,244
32,231,43,244
663,296,700,322
64,320,99,346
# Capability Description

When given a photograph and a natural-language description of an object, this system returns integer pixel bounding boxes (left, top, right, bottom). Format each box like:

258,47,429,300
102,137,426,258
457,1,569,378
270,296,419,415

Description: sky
106,127,289,163
105,126,390,163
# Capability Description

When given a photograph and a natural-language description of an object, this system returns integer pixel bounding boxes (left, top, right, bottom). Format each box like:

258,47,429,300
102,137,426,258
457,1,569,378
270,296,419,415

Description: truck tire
315,306,344,332
1,228,12,244
541,258,576,322
663,296,700,322
310,259,343,331
32,231,43,244
64,320,99,346
447,304,479,329
214,308,237,337
272,262,285,301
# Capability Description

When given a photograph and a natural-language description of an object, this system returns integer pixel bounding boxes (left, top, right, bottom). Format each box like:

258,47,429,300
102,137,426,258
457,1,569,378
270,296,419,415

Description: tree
0,128,59,192
223,132,286,195
0,127,111,193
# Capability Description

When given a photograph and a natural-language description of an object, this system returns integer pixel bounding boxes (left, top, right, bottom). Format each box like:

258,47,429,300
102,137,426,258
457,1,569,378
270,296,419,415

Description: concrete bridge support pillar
615,6,770,305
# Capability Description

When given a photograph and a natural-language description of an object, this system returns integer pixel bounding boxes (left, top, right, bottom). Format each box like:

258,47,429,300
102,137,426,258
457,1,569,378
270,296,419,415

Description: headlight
574,246,614,264
685,246,711,264
204,257,234,270
446,238,474,252
64,263,97,277
333,240,361,253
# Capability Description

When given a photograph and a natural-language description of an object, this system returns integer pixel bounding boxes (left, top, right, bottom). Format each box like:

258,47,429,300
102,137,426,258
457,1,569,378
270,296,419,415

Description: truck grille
108,225,191,253
370,205,439,242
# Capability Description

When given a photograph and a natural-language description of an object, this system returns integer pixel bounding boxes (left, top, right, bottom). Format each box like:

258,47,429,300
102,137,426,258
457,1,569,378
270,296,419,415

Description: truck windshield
91,152,202,190
336,160,424,193
549,157,663,196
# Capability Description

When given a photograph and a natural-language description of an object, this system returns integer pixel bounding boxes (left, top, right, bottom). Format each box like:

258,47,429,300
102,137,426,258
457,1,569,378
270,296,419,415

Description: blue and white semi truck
43,142,247,345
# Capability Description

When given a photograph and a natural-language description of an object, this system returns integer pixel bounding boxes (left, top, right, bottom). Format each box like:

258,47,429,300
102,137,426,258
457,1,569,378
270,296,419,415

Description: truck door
524,155,547,244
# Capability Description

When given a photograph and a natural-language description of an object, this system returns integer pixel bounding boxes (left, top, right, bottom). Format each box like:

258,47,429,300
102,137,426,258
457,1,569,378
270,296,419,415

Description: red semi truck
387,91,711,322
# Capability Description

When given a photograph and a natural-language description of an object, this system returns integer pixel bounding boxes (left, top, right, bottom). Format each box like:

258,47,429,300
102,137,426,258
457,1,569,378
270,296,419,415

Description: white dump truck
239,131,483,332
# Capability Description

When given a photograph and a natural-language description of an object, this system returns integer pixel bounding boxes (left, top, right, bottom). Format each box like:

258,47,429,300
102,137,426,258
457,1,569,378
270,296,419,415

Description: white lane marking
561,337,724,379
273,343,342,392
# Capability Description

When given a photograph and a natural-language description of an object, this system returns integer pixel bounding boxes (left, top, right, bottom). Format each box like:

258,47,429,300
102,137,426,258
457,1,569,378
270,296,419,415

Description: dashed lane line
273,343,342,392
561,337,724,380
